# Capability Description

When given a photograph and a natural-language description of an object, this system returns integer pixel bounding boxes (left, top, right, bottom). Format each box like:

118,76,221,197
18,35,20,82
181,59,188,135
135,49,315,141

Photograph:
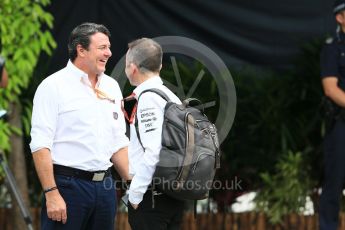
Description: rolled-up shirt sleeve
30,79,59,153
110,110,129,154
109,82,129,154
111,133,129,155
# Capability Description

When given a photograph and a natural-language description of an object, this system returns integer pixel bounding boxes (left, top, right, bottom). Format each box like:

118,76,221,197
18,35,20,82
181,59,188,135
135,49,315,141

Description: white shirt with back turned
128,76,181,205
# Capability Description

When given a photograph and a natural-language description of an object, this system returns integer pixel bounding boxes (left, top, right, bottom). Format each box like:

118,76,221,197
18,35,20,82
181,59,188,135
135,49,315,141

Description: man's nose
105,48,112,57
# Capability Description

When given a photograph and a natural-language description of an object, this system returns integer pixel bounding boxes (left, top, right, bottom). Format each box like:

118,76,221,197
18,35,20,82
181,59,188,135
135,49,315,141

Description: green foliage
0,0,56,151
255,151,311,224
226,39,324,189
0,121,11,151
224,38,325,220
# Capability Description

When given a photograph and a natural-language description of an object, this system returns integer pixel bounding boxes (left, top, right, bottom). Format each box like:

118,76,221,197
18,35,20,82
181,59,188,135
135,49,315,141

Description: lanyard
80,77,115,104
121,93,137,124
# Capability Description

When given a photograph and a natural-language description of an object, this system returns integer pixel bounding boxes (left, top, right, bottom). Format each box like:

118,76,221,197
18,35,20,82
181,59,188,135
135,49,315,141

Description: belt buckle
92,172,105,181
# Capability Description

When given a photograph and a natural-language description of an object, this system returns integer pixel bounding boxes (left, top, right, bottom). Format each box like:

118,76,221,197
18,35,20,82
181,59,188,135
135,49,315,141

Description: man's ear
76,44,86,57
130,63,138,75
336,13,344,24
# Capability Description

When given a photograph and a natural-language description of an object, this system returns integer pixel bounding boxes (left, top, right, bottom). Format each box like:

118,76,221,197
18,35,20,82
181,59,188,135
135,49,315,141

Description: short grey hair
127,38,162,73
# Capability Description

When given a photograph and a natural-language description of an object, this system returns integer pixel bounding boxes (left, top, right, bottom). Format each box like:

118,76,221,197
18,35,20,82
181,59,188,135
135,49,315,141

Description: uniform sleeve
320,43,339,78
128,93,166,205
30,80,59,153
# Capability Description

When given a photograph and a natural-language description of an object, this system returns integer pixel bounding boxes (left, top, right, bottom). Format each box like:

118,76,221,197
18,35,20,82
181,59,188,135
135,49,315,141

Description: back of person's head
334,0,345,15
68,22,111,62
127,38,162,74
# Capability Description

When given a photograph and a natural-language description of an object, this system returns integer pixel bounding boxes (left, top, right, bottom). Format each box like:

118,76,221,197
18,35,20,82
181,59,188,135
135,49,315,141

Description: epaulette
325,37,334,44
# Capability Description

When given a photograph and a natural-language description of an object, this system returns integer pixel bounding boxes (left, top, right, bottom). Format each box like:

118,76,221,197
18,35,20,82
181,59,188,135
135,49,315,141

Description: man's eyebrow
97,44,111,48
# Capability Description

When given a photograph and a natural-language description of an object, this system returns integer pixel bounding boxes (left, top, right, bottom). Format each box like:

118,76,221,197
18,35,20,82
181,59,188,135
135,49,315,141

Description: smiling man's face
84,32,112,76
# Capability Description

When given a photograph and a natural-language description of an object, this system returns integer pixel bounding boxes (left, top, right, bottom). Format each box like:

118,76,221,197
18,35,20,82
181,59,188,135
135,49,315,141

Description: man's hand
45,190,67,224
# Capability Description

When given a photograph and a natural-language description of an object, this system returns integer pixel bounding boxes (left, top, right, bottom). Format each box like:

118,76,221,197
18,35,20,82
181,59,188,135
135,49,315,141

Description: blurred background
0,0,337,229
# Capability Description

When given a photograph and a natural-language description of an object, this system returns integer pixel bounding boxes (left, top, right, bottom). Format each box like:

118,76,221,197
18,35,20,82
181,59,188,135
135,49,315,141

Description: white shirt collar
66,60,87,79
66,60,104,85
133,76,163,99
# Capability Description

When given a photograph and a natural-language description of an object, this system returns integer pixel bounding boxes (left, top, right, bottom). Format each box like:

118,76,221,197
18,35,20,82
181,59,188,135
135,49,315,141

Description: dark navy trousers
320,119,345,230
41,174,117,230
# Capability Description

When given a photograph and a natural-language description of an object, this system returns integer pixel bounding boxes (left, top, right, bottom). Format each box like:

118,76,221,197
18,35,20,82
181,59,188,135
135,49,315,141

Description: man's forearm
322,77,345,108
111,147,130,180
32,148,67,223
325,87,345,107
32,148,56,189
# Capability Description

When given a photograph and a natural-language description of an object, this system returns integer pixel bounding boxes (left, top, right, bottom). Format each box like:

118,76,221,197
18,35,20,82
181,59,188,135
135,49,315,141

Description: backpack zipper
192,152,214,173
175,112,192,184
195,119,210,123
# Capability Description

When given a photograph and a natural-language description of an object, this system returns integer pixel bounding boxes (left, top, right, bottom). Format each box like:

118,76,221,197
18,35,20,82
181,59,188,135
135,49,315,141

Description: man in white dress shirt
30,23,129,230
124,38,185,230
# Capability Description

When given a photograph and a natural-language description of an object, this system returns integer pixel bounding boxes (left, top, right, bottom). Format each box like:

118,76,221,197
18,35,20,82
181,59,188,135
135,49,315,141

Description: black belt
53,164,111,182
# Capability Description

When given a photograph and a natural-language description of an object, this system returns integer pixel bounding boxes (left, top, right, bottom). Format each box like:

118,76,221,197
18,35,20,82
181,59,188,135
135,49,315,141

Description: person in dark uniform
320,1,345,229
0,56,8,88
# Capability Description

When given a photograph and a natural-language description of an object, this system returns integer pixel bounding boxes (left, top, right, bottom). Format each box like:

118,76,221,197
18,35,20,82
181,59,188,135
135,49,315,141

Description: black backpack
135,88,221,201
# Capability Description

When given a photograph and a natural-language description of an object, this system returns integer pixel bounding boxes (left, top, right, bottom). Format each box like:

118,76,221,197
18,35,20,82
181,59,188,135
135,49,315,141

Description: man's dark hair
127,38,162,73
68,22,111,62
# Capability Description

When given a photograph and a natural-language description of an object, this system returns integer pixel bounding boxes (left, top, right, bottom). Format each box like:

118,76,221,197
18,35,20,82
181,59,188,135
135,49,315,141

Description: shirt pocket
338,51,345,88
340,53,345,66
59,98,91,113
58,98,96,126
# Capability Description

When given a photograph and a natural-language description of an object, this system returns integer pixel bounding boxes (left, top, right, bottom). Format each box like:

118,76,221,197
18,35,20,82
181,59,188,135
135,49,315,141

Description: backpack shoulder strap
135,88,171,150
138,88,171,102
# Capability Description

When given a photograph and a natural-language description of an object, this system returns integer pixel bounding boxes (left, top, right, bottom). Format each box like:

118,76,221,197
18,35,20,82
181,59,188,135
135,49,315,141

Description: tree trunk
8,102,30,230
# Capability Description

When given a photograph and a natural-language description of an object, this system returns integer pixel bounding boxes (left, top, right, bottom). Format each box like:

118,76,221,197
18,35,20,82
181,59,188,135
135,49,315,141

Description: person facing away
30,22,129,230
0,55,8,88
320,0,345,229
123,38,185,230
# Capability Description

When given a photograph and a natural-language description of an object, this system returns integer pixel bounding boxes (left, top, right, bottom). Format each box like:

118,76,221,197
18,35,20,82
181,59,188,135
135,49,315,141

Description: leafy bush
0,0,56,150
226,38,325,189
0,0,56,210
255,151,311,224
